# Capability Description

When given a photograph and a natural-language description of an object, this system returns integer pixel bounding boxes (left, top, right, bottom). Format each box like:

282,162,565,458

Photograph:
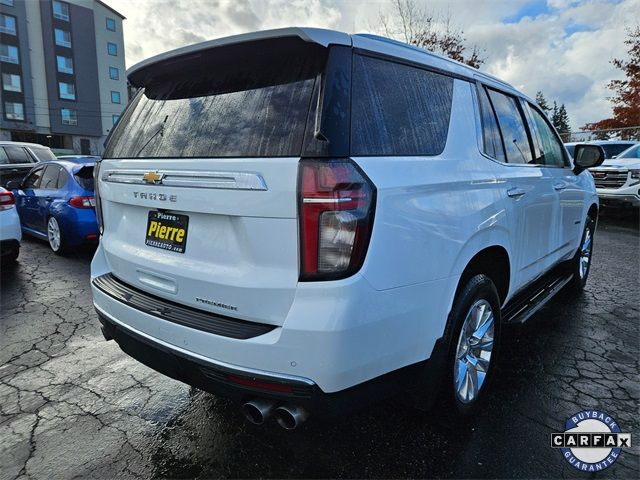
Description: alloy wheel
579,228,592,280
47,217,61,252
453,299,495,404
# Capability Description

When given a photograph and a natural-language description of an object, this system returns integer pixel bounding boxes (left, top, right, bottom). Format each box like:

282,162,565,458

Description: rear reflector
69,196,96,208
298,159,375,281
228,375,294,393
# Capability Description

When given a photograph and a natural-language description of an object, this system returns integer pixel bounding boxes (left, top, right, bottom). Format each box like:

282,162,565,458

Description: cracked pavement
1,210,638,479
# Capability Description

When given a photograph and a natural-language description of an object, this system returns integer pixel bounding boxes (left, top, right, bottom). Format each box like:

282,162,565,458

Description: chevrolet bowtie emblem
142,171,164,184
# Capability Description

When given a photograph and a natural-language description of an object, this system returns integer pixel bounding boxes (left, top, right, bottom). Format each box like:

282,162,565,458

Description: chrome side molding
101,169,268,191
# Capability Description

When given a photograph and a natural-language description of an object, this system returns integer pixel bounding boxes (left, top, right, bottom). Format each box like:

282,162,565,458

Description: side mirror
5,180,22,190
573,144,605,175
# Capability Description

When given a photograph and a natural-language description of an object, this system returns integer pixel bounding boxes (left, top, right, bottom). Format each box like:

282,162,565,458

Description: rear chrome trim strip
102,169,268,191
302,197,352,203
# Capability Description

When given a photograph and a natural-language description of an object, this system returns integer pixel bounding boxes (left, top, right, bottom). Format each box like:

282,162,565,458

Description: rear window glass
105,55,323,159
351,55,454,156
5,146,32,164
74,167,94,190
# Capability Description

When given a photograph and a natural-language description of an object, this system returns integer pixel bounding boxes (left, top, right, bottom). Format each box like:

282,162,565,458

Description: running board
502,267,574,324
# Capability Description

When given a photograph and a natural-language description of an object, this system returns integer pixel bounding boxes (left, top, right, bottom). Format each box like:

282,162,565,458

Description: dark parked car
0,141,56,188
10,158,98,254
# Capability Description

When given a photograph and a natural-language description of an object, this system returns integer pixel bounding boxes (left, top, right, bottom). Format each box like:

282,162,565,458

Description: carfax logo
551,410,632,472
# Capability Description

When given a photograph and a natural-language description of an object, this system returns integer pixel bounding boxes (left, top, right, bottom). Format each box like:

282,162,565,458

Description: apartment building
0,0,126,154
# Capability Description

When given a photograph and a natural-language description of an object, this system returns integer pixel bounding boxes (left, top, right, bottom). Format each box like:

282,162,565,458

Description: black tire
444,274,501,416
47,216,67,255
0,245,19,266
567,215,595,293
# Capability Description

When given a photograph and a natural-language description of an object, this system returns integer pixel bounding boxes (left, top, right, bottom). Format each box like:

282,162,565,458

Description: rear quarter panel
353,80,511,332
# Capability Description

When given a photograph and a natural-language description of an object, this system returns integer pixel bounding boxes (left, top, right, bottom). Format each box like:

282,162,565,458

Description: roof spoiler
127,27,351,88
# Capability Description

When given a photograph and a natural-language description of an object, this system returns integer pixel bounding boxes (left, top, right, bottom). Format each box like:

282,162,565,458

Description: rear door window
486,89,533,164
5,146,32,164
40,165,62,189
351,55,454,156
23,169,43,188
105,54,323,159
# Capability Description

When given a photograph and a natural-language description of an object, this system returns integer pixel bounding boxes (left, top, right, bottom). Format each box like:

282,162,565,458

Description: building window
52,1,70,21
0,44,19,64
110,91,121,104
108,66,119,80
0,0,14,6
61,108,77,125
4,101,24,121
59,81,76,100
0,14,16,35
107,42,117,56
2,73,21,92
55,29,71,48
106,17,116,32
112,114,120,126
56,55,73,74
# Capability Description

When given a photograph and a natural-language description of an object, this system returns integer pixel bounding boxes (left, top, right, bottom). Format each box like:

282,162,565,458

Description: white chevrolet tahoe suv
91,28,605,429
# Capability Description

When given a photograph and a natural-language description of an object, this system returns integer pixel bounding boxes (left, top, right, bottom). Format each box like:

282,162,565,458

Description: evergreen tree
535,91,551,115
555,104,571,142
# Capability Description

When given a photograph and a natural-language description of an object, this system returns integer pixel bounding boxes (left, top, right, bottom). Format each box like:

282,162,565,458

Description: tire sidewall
445,274,502,416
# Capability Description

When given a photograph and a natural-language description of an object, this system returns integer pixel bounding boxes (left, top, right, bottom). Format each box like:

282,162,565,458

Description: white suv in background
589,143,640,208
91,28,605,429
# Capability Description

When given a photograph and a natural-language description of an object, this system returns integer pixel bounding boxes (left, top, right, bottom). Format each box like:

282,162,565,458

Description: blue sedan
12,159,98,254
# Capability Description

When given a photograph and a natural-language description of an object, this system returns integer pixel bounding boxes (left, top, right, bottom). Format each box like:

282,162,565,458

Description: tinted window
105,56,321,159
525,103,566,167
602,143,635,158
0,147,8,164
74,166,94,190
4,146,32,164
56,168,69,189
29,146,56,161
40,165,62,189
351,55,453,156
23,169,43,188
487,89,533,164
477,85,506,162
619,144,640,159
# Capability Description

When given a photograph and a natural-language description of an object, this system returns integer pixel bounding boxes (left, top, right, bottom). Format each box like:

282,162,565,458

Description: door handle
45,196,53,201
554,182,567,191
507,187,526,198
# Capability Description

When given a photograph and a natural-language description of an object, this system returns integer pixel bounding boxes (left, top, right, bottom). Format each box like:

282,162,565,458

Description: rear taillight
94,161,104,234
69,196,95,208
298,159,376,281
0,191,15,211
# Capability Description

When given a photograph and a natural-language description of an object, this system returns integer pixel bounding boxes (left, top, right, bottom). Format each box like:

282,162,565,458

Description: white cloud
106,0,639,129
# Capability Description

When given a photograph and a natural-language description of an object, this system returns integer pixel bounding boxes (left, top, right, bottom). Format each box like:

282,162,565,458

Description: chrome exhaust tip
274,405,309,430
242,399,275,425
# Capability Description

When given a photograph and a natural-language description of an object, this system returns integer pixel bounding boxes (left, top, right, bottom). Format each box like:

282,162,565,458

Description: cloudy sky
107,0,639,130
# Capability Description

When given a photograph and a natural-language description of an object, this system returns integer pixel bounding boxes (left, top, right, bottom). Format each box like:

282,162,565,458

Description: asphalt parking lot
1,210,638,479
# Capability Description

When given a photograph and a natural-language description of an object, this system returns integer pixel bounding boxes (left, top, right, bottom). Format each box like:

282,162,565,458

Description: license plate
145,211,189,253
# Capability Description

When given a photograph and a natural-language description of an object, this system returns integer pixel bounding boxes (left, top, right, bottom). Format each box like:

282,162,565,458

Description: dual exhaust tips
242,399,308,430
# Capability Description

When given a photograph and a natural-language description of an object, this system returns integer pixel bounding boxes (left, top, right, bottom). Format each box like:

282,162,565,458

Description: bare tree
377,0,485,69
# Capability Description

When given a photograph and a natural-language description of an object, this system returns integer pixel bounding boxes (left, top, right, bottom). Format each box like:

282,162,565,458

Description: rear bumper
91,241,455,397
96,306,446,415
